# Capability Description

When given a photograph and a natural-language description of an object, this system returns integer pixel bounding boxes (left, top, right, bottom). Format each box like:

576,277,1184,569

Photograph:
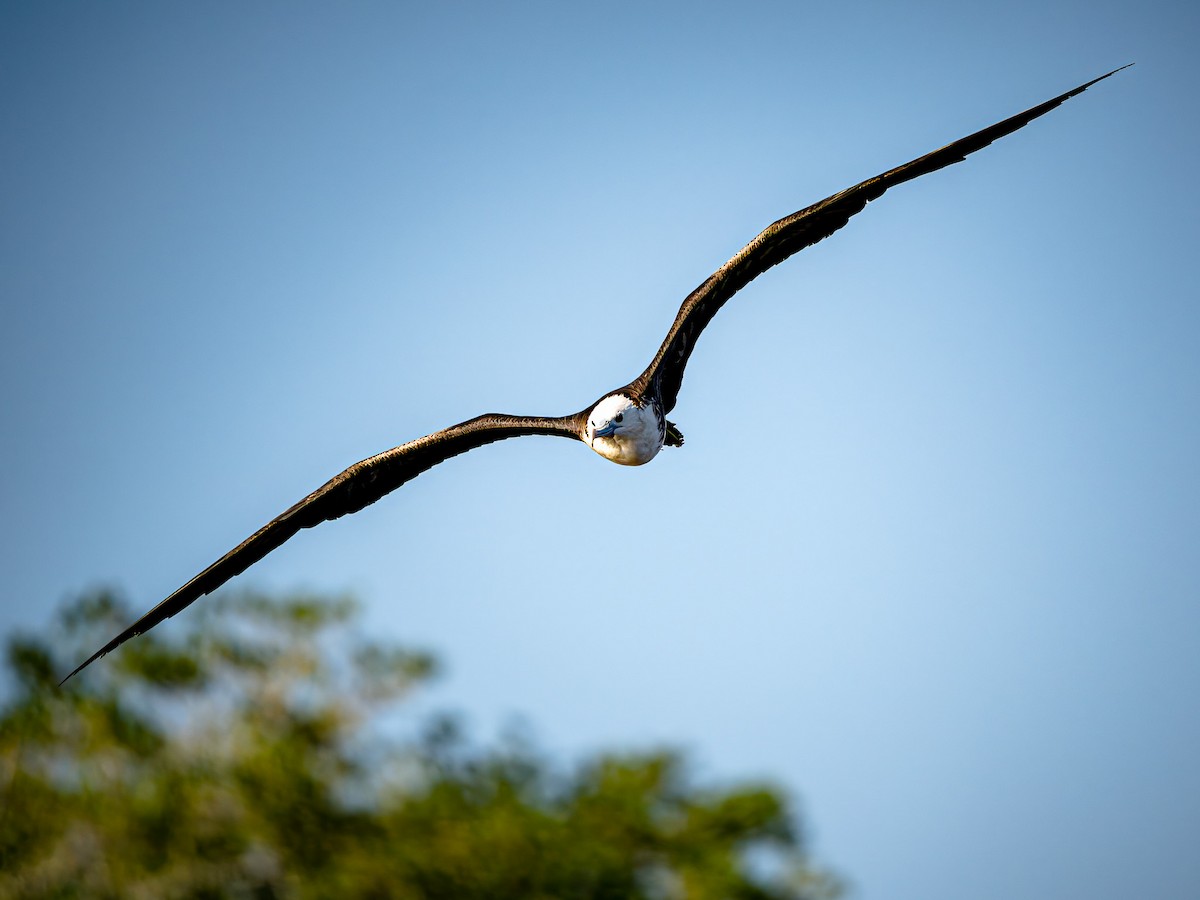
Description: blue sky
2,2,1198,897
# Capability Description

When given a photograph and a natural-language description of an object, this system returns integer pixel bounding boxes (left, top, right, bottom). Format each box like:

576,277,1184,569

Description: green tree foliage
0,591,839,899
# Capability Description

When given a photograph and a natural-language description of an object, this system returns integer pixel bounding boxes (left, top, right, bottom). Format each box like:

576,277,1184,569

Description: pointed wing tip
59,650,105,686
59,634,128,686
1082,63,1135,91
1043,64,1133,114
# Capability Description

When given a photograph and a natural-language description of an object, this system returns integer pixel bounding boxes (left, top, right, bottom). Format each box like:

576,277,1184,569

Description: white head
584,394,664,466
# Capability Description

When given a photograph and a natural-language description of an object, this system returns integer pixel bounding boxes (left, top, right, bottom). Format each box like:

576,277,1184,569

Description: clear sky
2,2,1197,898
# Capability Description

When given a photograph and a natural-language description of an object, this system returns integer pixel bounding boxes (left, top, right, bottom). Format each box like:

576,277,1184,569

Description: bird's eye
615,413,624,423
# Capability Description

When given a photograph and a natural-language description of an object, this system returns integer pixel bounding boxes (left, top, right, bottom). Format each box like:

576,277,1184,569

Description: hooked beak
593,422,619,439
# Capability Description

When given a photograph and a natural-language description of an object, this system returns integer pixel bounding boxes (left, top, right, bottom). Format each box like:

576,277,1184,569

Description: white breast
585,394,664,466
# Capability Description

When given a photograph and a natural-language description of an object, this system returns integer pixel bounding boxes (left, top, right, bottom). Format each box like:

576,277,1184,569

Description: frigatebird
63,66,1130,683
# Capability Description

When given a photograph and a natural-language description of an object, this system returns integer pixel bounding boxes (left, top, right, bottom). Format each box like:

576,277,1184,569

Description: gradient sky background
2,2,1197,898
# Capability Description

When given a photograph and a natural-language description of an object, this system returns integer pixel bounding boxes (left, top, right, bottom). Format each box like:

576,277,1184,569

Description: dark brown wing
632,65,1131,413
62,411,587,683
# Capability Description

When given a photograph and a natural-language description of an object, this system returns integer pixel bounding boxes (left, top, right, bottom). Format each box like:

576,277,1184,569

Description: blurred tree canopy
0,591,839,899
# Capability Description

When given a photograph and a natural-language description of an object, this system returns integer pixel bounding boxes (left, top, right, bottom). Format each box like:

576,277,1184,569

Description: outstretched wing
63,411,587,683
634,65,1131,413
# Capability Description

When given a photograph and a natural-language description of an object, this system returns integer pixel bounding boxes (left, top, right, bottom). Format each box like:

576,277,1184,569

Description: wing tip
59,648,107,686
1078,63,1135,93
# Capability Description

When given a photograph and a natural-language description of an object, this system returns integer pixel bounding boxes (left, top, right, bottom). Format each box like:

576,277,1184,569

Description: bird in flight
63,66,1130,683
